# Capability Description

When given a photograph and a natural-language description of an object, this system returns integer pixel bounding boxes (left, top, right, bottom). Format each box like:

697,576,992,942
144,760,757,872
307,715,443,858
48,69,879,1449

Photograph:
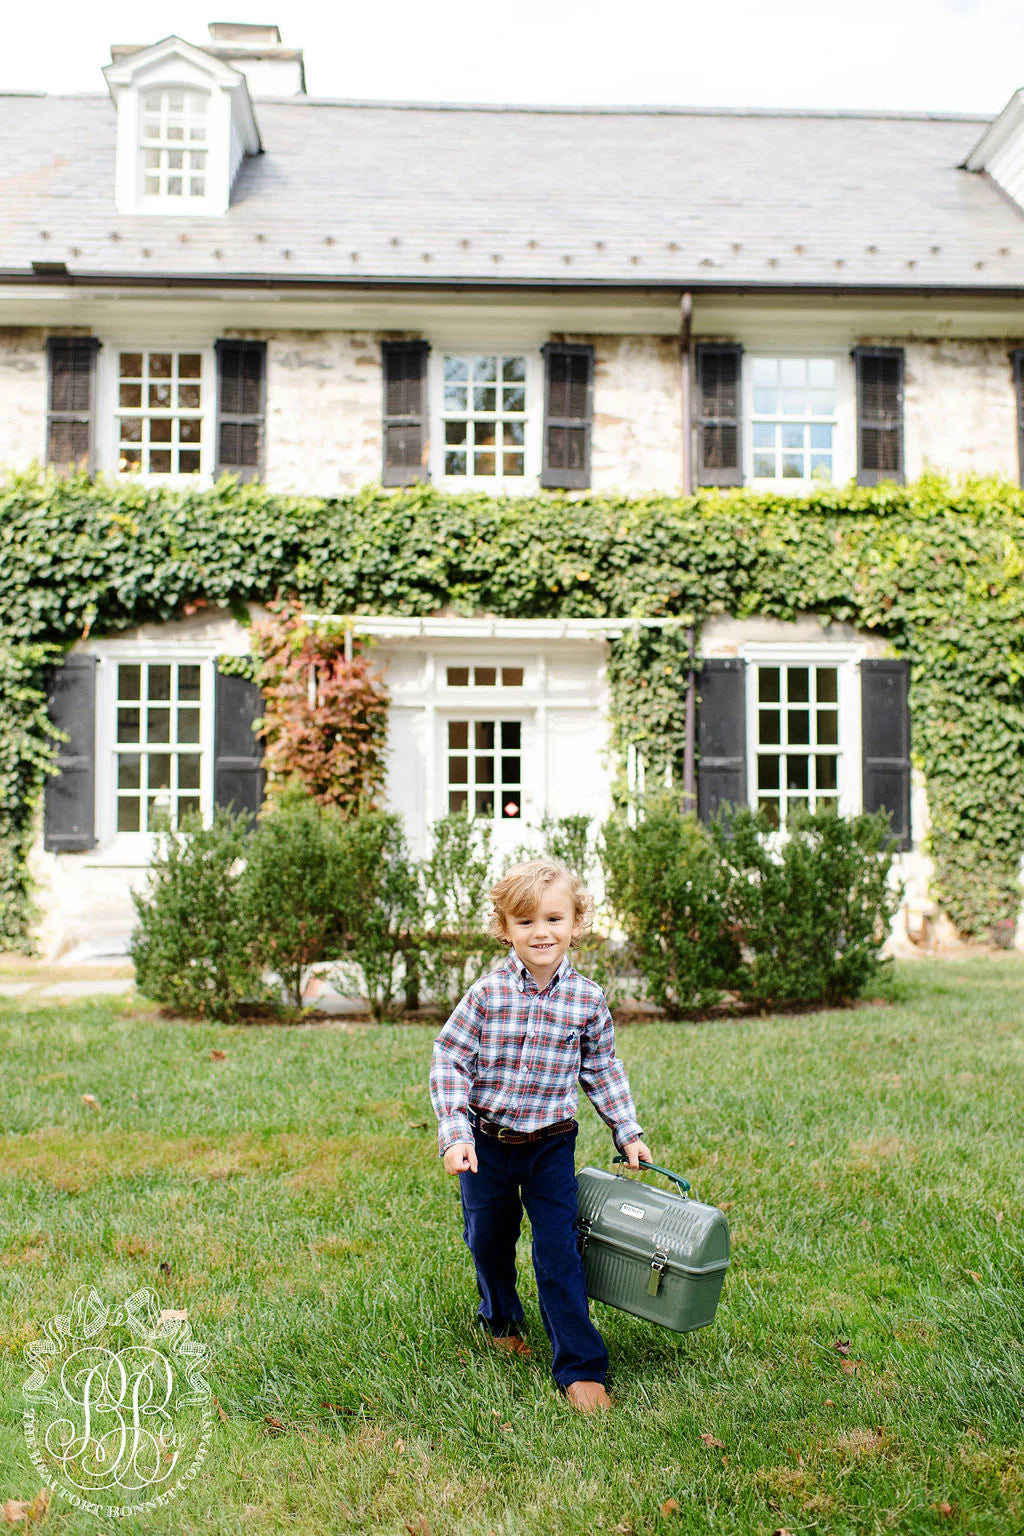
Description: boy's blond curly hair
487,858,594,948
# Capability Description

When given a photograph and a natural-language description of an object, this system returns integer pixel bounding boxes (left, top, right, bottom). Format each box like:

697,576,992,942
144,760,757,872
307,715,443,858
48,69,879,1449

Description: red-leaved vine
252,602,390,815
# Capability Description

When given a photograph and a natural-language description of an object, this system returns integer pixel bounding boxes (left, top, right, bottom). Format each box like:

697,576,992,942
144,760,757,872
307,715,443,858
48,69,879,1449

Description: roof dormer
965,89,1024,214
103,34,261,216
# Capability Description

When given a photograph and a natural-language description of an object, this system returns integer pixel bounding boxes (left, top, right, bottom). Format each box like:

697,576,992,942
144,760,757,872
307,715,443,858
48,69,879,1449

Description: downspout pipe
680,291,698,812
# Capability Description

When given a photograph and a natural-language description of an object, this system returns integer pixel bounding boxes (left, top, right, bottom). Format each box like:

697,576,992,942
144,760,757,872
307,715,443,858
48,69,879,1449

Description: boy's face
504,877,582,978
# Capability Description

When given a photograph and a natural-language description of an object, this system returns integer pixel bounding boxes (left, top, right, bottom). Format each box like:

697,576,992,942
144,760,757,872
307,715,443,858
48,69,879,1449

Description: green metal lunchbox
574,1158,730,1332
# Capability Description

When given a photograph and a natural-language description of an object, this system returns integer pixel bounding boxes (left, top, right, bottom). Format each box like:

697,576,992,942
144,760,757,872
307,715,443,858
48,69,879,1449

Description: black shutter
1013,349,1024,488
540,342,593,489
861,659,911,850
43,654,97,852
853,347,904,486
697,659,747,821
695,344,743,487
214,667,265,821
215,340,266,481
381,340,429,486
46,337,99,473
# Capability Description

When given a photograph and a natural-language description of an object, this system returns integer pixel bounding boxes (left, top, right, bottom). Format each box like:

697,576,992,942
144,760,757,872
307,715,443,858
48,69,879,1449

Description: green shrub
331,811,420,1020
711,805,902,1006
415,813,496,1011
241,790,345,1011
130,808,265,1021
600,794,740,1012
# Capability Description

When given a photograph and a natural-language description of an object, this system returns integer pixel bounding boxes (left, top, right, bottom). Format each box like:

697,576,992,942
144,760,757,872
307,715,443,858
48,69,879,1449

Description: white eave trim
303,614,697,641
965,88,1024,170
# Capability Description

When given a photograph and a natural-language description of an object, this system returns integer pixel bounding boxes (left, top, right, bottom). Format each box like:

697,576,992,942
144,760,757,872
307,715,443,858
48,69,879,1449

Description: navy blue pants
458,1113,609,1389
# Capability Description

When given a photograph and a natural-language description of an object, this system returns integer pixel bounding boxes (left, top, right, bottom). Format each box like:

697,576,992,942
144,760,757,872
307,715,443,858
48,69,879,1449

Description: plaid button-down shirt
429,945,643,1158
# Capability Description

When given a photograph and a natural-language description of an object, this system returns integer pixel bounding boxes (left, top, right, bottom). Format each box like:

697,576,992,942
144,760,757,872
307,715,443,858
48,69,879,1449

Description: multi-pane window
445,665,524,687
447,720,522,819
141,89,208,198
753,664,840,827
751,358,836,480
117,351,203,474
442,355,527,477
115,662,204,832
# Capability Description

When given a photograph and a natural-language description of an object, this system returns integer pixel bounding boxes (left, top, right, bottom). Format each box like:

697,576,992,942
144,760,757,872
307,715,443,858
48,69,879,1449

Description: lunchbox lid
576,1167,730,1276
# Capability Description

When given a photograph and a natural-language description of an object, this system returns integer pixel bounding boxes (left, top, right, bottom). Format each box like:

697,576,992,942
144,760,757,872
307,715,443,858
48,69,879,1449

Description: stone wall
261,330,382,494
902,339,1018,480
0,328,47,471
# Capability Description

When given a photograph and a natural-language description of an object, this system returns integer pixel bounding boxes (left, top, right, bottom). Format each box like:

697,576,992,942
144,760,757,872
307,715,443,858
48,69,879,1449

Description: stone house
3,21,1024,956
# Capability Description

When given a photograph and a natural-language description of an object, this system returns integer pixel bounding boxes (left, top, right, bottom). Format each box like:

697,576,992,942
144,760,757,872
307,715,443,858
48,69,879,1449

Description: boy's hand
443,1141,478,1175
620,1138,653,1170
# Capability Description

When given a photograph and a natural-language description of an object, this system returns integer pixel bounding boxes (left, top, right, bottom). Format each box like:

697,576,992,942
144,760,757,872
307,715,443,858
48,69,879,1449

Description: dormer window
104,34,261,216
141,89,208,198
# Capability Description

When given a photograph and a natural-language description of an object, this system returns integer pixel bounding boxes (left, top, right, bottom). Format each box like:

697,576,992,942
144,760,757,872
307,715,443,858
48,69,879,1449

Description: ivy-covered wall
2,468,1023,947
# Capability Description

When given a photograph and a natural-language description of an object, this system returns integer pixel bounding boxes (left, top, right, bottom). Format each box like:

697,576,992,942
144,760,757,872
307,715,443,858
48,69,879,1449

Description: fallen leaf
159,1309,187,1325
407,1121,429,1129
395,1438,405,1453
210,1049,227,1062
935,1503,955,1518
82,1093,99,1109
214,1397,229,1423
614,1526,632,1535
264,1415,287,1434
1,1491,50,1526
159,1260,172,1276
787,1139,796,1147
721,1454,729,1467
840,1358,864,1375
825,1398,835,1405
772,1528,794,1536
833,1339,852,1356
660,1498,680,1516
700,1433,725,1448
996,1210,1004,1224
968,1271,982,1283
403,1518,431,1536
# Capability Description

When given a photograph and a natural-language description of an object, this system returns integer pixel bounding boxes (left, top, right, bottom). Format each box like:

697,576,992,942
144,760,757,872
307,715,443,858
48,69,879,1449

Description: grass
0,958,1022,1535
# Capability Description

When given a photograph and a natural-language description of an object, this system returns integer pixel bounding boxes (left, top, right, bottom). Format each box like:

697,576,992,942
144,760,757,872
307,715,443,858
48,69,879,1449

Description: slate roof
2,92,1023,290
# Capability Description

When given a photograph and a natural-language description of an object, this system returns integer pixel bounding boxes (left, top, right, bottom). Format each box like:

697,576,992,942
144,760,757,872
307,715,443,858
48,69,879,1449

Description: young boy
429,857,652,1414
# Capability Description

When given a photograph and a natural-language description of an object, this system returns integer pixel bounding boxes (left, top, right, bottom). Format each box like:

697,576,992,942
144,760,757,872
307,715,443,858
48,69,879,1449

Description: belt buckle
496,1125,514,1142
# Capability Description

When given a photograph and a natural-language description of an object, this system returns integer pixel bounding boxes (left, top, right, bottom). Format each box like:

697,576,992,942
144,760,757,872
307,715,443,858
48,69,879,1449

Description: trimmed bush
330,810,420,1020
130,807,265,1021
241,790,346,1012
711,805,902,1006
600,794,740,1012
415,813,496,1011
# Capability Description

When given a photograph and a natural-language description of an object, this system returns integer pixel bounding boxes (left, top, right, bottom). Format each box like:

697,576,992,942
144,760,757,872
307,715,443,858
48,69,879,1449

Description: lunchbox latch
647,1246,670,1296
576,1217,593,1257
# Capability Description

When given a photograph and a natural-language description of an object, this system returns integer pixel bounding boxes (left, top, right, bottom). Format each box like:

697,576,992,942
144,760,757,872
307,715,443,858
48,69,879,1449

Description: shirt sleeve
429,987,483,1158
577,989,643,1153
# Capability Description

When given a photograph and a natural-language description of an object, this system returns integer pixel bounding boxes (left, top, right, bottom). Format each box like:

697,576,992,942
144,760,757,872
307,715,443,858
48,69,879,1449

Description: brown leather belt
469,1106,576,1144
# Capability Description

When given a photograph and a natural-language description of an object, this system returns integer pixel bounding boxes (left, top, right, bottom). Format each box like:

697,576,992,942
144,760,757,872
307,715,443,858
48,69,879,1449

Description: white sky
3,0,1022,114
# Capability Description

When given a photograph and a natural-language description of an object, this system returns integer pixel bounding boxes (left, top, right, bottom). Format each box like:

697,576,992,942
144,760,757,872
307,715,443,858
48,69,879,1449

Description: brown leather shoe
482,1332,532,1358
564,1380,612,1412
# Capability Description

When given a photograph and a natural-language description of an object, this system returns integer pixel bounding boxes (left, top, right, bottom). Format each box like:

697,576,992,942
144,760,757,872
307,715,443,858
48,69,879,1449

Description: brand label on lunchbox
619,1202,647,1219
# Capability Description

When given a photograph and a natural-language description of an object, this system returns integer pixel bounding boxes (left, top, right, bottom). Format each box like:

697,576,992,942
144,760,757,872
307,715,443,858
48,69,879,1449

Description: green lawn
1,959,1022,1535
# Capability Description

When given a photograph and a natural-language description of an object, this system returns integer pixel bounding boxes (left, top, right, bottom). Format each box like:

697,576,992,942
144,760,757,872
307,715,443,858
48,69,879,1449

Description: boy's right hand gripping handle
612,1155,691,1198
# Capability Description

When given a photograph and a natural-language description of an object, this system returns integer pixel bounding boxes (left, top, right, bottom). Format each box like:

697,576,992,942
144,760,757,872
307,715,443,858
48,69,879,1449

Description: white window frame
87,644,217,863
428,344,545,490
96,340,217,485
442,714,526,825
744,350,855,489
740,642,864,821
138,86,210,202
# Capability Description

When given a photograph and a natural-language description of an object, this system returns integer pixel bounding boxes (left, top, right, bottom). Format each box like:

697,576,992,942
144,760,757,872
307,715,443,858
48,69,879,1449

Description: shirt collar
505,945,572,993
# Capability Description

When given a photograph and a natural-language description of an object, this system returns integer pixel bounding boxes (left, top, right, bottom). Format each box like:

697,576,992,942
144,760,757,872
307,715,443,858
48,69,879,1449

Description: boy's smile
506,877,582,987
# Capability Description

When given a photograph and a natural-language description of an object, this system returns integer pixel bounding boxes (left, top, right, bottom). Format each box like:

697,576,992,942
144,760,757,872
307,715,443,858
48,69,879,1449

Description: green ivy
3,466,1023,947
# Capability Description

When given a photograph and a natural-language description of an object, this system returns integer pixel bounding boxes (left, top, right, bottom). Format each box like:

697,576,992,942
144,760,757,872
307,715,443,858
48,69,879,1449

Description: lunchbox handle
612,1155,691,1198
